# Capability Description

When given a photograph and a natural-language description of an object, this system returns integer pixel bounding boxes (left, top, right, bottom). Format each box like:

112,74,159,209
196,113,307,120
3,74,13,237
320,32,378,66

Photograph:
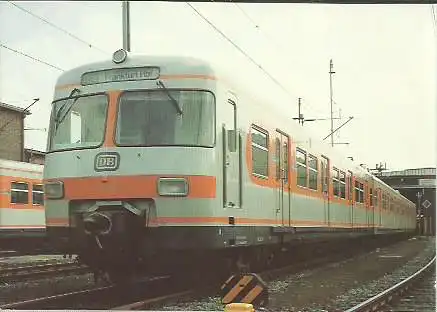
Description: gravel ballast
0,273,99,306
159,236,435,312
0,254,75,269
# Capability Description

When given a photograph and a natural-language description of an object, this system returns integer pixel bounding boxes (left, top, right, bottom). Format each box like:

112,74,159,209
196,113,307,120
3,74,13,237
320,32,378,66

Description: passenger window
339,171,346,199
283,140,289,184
275,138,281,180
251,126,269,178
374,189,378,208
308,155,318,190
332,168,340,197
355,181,360,203
296,148,307,187
32,184,44,205
348,171,353,201
11,182,29,204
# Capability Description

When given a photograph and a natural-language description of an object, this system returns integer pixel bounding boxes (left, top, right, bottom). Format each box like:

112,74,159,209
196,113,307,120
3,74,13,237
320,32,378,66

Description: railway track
104,237,410,310
0,246,356,310
0,262,89,282
0,275,180,310
0,235,411,310
344,256,436,312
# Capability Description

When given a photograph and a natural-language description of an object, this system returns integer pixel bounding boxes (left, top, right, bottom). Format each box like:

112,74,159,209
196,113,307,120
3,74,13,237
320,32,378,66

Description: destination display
81,67,160,86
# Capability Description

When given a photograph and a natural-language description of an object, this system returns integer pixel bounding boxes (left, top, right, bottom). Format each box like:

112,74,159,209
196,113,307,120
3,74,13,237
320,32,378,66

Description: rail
0,262,88,282
343,255,436,312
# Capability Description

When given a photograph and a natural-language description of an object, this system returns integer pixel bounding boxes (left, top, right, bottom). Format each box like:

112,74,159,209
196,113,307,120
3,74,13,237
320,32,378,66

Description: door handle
224,154,231,166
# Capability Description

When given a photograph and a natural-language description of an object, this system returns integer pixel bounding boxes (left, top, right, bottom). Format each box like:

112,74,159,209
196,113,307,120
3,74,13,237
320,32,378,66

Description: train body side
43,55,416,259
0,159,45,238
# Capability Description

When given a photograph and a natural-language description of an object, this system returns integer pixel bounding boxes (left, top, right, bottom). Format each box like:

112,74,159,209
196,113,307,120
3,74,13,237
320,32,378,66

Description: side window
360,183,364,203
32,184,44,205
348,171,353,201
339,171,346,199
283,140,289,184
296,148,307,187
332,168,339,197
308,155,318,190
355,180,360,203
251,126,269,178
11,182,29,204
275,138,281,180
227,100,237,152
374,189,378,208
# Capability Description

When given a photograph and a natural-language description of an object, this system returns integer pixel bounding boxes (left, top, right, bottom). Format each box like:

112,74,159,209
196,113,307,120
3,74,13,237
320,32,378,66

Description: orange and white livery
0,159,45,242
43,49,416,281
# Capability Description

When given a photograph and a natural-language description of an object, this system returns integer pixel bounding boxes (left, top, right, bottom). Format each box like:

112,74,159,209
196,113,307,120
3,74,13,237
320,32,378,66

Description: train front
43,50,218,280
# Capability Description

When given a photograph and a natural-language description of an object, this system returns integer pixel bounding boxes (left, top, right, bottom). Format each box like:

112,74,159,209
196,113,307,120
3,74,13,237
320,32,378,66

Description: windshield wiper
156,80,183,115
54,88,81,133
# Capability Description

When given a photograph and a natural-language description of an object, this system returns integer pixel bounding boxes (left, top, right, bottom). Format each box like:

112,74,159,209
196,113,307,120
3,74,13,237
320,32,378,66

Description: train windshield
48,94,108,151
115,90,215,147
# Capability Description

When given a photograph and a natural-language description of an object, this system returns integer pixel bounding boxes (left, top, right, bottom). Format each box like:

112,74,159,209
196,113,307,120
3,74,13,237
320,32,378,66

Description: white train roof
0,158,44,173
55,52,412,204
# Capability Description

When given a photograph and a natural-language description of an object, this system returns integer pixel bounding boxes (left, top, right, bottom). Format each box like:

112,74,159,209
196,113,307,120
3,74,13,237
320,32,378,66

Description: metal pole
298,97,302,125
329,59,335,147
122,1,131,52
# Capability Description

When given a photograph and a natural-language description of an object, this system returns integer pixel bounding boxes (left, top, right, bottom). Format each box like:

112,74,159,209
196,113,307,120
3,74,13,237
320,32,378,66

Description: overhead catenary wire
0,43,64,72
186,2,297,101
6,0,109,55
232,3,329,119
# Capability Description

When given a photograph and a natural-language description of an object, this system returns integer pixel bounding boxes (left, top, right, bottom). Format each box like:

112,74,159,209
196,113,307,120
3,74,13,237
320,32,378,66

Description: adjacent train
43,49,416,281
0,158,45,250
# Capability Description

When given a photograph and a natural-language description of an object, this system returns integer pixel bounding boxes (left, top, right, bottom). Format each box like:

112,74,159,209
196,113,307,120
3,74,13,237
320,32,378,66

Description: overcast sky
0,1,435,171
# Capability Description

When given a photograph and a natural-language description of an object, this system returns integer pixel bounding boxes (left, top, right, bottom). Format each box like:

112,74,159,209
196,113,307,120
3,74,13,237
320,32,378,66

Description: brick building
0,102,31,162
0,102,46,164
24,148,45,165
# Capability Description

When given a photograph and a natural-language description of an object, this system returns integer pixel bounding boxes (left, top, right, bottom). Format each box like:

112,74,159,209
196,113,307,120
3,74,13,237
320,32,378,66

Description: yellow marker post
225,303,255,312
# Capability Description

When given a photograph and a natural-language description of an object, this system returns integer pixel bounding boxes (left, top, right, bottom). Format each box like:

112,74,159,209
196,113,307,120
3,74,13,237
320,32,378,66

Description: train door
369,178,375,233
376,189,382,228
320,156,330,226
347,171,354,227
222,95,241,208
364,182,370,230
274,130,290,226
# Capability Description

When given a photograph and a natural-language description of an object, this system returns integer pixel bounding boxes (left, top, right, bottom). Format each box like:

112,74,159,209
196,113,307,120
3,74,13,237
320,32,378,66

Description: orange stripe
222,275,253,304
103,91,121,147
44,175,216,200
46,218,69,227
47,216,373,228
241,284,264,304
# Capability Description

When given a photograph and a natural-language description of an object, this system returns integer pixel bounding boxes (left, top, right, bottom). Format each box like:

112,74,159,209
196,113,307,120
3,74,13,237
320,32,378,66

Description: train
42,49,417,282
0,158,46,251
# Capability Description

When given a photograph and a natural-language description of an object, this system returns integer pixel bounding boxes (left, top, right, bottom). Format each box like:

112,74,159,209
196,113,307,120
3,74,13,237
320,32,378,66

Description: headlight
157,178,188,197
44,181,64,199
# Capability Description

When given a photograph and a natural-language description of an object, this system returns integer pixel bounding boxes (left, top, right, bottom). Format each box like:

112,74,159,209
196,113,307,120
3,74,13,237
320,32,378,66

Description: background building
0,101,45,164
24,148,46,165
376,168,436,236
